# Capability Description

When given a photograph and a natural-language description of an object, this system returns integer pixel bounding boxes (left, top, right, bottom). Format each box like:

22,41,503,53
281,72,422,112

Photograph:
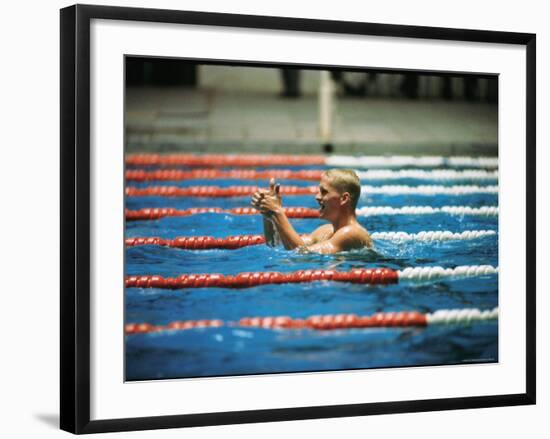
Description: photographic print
124,58,499,381
61,5,536,432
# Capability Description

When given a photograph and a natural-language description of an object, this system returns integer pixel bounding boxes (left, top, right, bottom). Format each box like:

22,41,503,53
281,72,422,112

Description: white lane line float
327,155,498,169
356,169,498,180
357,205,498,216
360,185,498,195
371,230,496,242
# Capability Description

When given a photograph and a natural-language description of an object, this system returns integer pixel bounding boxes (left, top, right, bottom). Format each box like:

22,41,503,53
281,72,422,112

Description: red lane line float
125,268,399,289
126,234,266,249
125,207,320,221
126,154,326,167
126,169,323,182
125,311,427,334
126,185,317,197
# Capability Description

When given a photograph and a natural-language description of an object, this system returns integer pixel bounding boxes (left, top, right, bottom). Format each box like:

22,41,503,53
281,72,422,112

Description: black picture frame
60,4,536,434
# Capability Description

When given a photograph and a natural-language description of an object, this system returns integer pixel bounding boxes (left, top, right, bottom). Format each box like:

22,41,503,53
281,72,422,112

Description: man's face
315,175,344,221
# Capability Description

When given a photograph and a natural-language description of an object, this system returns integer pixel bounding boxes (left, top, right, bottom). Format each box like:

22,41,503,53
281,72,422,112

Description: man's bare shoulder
332,224,372,249
314,223,334,234
309,223,334,243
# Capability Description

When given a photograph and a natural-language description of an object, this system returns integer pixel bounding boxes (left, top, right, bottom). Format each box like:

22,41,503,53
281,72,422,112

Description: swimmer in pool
251,169,372,254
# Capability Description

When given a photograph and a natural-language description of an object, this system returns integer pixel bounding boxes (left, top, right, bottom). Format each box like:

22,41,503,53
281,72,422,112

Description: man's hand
251,178,282,216
251,178,307,250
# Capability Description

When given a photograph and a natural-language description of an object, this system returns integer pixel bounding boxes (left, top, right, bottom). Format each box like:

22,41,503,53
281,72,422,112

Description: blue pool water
125,166,498,381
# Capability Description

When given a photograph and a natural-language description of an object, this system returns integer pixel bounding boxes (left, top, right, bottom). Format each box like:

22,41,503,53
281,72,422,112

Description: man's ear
340,192,350,205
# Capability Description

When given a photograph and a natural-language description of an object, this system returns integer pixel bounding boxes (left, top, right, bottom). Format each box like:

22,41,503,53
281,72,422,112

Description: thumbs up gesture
251,178,282,216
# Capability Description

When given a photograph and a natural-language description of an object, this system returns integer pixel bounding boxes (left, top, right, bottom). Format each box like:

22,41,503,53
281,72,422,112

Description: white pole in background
319,70,334,149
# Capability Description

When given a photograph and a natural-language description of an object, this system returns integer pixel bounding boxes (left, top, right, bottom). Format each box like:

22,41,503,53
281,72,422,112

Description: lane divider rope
357,169,498,180
125,307,498,335
125,230,496,249
371,230,496,242
125,205,498,221
357,206,498,216
126,185,316,197
126,169,323,182
426,308,499,325
125,207,319,221
126,154,325,167
125,265,497,289
398,265,497,281
126,234,267,249
126,154,498,169
126,184,498,197
360,185,498,195
326,155,498,169
125,168,498,182
126,268,399,288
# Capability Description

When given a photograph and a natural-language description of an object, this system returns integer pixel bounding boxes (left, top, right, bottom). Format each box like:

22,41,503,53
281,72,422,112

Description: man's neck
330,211,357,232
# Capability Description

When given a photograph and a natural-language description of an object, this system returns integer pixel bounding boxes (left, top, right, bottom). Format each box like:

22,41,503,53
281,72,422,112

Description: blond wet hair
322,169,361,209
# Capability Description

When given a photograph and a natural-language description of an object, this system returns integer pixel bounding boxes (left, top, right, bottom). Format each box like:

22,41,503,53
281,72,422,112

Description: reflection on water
280,245,389,271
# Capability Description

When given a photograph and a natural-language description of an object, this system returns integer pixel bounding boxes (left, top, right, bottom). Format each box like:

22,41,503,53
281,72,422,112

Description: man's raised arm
262,216,281,247
269,209,309,250
251,179,281,247
252,178,313,250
